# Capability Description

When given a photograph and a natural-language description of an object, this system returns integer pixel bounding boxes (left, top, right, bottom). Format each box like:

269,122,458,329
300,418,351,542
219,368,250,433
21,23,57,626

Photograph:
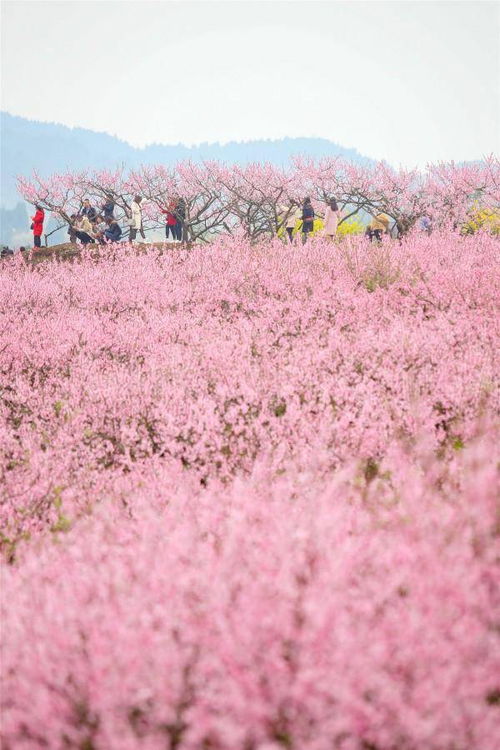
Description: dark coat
104,222,122,242
82,205,97,221
302,204,314,229
174,200,186,222
101,201,115,219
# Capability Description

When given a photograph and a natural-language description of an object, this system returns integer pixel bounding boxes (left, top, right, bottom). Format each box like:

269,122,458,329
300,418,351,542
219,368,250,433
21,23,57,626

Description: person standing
174,197,186,242
323,198,342,240
420,215,432,235
129,196,143,242
279,202,299,243
161,200,178,240
31,205,45,248
301,197,315,243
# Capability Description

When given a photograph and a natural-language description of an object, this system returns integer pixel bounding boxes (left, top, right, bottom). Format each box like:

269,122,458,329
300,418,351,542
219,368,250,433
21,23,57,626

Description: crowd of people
29,195,400,249
279,197,394,243
67,197,122,245
29,195,187,248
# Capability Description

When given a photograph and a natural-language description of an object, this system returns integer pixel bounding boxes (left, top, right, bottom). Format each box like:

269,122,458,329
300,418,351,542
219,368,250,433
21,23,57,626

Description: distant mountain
0,111,372,245
1,111,371,206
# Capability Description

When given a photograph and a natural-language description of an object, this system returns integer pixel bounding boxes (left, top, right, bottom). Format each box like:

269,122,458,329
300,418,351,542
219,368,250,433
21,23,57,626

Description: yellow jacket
370,213,391,232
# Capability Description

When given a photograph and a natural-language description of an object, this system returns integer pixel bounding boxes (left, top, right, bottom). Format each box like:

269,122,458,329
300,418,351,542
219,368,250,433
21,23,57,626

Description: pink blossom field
1,231,499,749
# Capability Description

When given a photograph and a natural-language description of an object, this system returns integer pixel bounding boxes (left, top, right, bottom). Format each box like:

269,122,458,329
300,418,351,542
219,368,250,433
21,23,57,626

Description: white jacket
131,201,142,230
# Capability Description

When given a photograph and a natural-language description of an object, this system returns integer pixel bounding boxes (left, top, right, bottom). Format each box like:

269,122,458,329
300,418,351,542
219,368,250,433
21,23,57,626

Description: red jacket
32,209,45,236
161,206,177,226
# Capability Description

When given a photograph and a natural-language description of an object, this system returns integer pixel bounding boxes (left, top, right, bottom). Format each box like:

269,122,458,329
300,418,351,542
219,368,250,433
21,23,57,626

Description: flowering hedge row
18,154,500,241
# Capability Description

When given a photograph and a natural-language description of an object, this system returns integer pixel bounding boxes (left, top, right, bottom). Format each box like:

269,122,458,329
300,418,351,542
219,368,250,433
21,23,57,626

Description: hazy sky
1,0,499,166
